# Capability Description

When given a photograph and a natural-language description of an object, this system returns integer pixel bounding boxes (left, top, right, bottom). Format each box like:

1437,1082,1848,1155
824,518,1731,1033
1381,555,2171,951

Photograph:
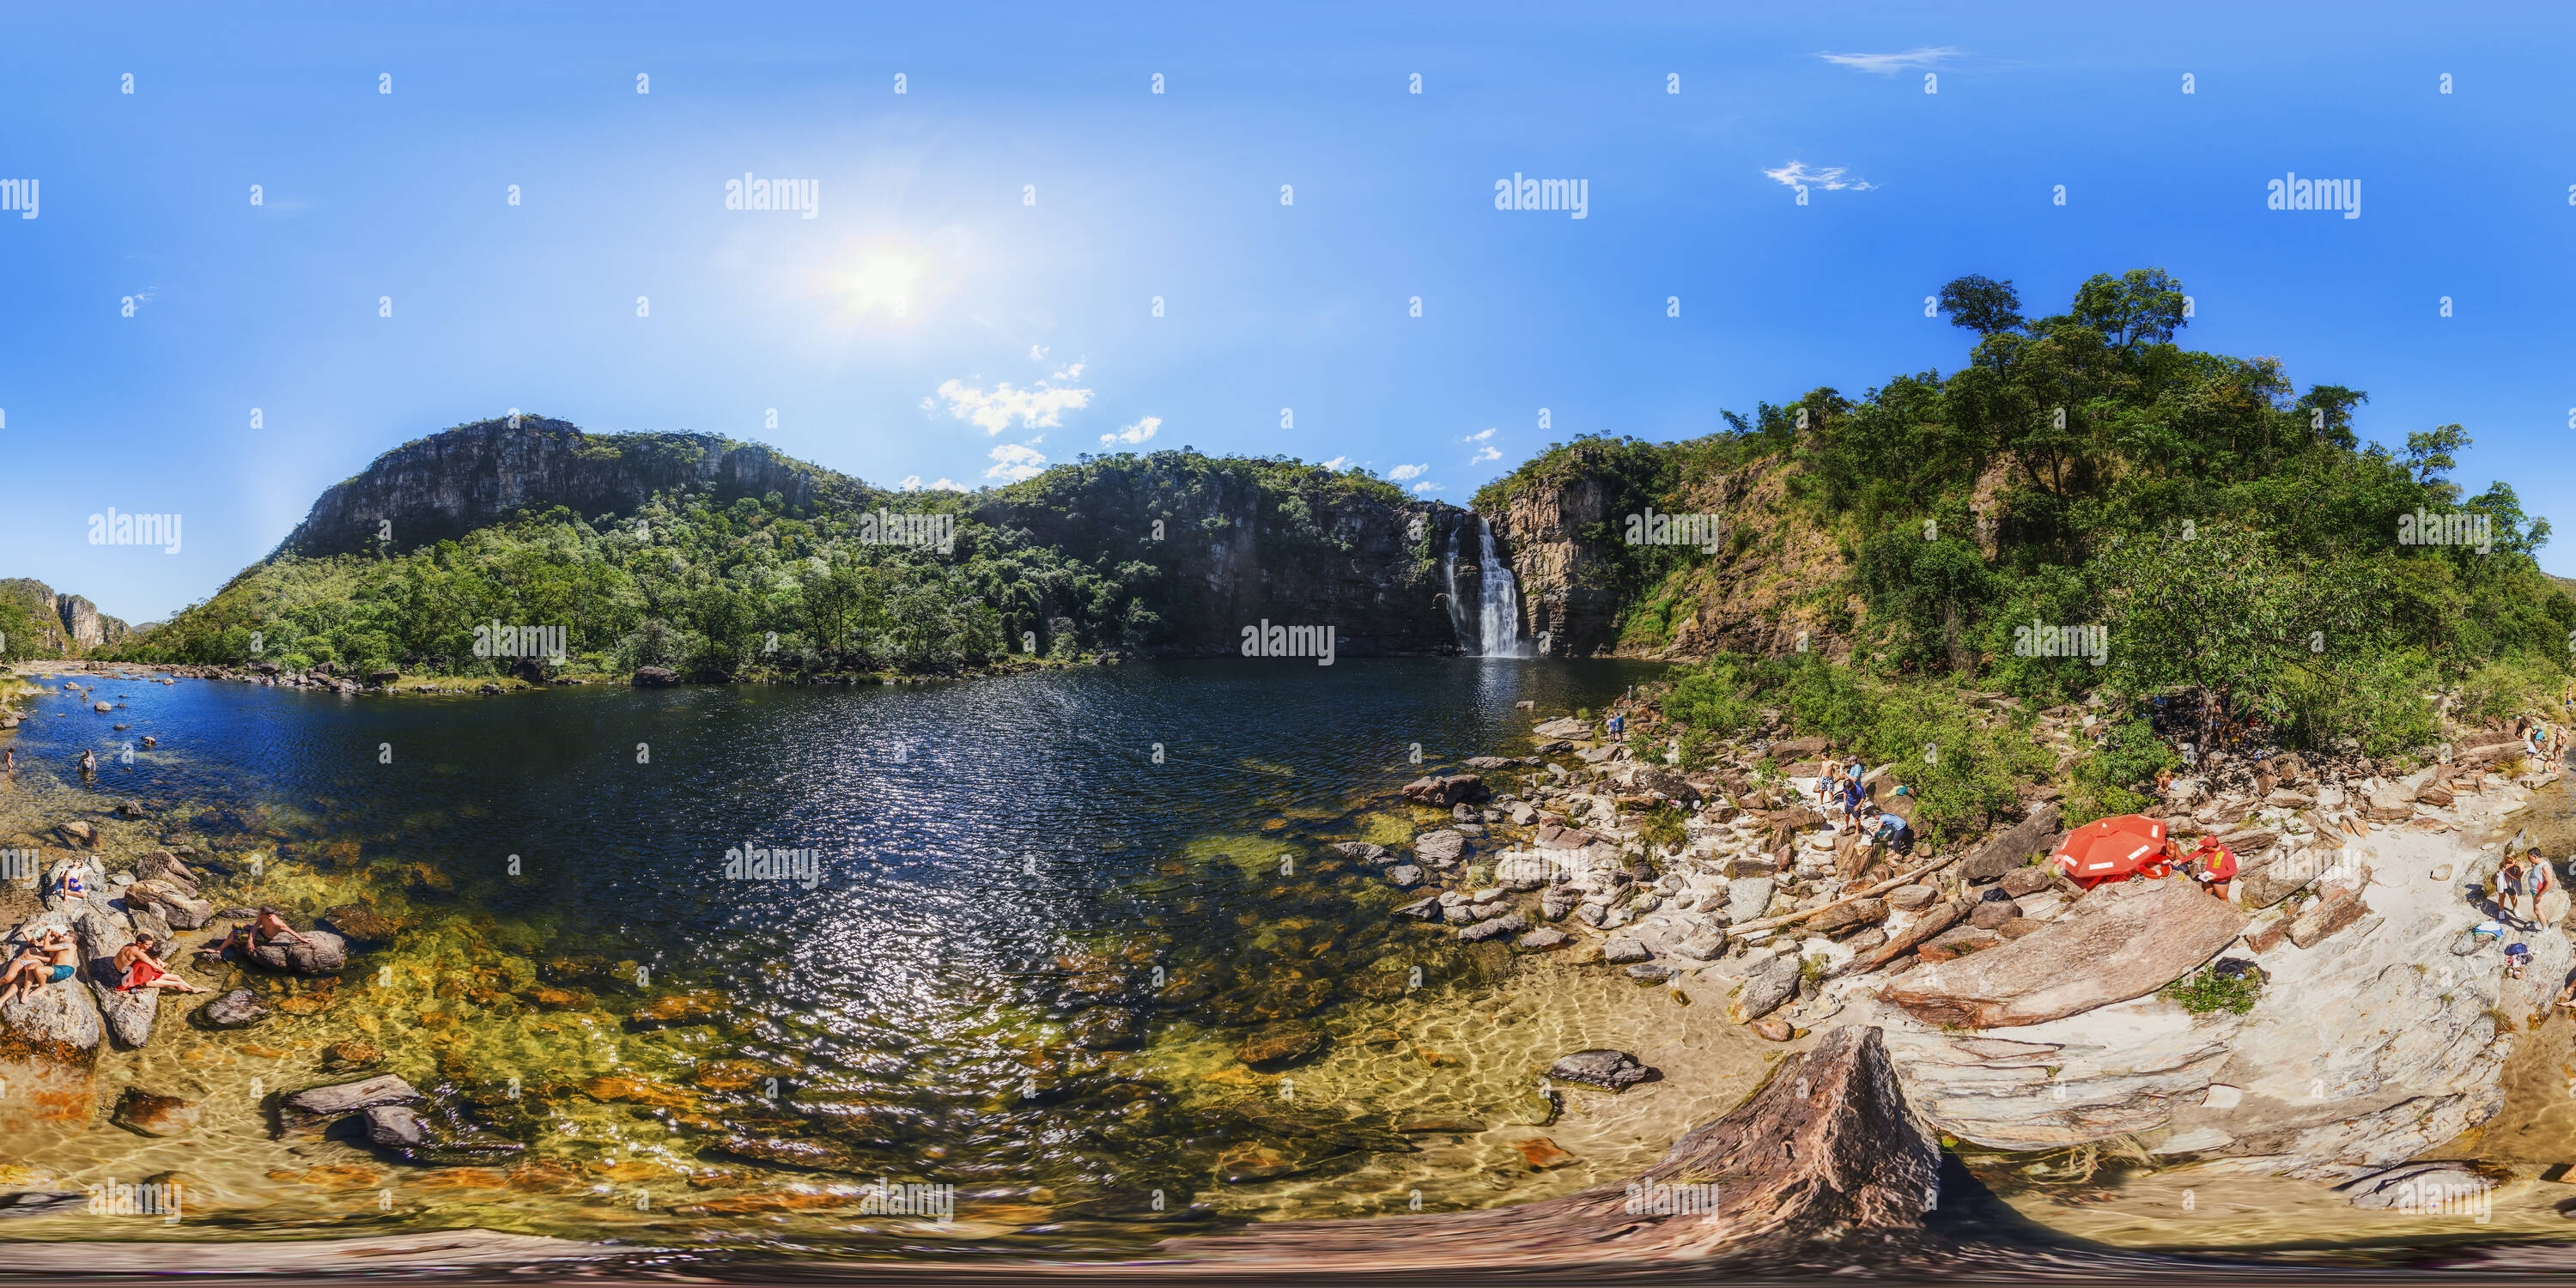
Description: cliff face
1489,473,1623,657
993,472,1482,657
0,579,133,655
1488,456,1858,663
262,418,1496,658
279,417,853,557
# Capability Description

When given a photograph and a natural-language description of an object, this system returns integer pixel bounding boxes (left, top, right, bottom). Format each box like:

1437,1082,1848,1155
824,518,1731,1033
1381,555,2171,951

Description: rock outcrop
1880,879,2245,1029
1163,1026,1940,1269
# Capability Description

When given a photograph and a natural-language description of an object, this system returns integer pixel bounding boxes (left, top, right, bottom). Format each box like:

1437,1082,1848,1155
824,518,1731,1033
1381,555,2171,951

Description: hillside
0,578,133,659
1480,270,2573,758
112,418,1492,677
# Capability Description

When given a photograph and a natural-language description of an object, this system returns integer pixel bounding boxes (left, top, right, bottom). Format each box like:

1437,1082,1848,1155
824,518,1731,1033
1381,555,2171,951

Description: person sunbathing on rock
0,927,77,1005
202,907,310,961
113,935,210,994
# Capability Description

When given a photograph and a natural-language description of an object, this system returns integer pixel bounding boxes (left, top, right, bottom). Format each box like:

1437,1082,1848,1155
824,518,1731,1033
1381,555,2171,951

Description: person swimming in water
0,926,78,1005
76,749,97,775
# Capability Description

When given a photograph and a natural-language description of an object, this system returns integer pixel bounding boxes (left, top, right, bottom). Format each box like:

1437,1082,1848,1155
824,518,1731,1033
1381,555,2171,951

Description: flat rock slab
198,988,269,1028
1880,878,2245,1029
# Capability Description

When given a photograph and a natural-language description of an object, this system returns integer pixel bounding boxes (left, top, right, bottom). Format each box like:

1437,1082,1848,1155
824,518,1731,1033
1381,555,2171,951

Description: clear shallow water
1,659,1722,1253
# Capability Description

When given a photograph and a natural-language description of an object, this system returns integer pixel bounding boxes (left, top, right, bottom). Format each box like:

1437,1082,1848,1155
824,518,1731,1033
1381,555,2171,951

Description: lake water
1,659,1760,1257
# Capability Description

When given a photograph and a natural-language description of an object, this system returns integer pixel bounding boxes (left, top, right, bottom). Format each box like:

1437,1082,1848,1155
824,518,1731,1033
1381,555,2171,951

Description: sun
823,241,941,320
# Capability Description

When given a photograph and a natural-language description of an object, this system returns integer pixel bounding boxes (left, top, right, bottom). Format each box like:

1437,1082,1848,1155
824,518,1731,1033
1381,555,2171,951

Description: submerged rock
1236,1022,1328,1068
197,988,269,1029
110,1087,202,1138
1548,1048,1657,1091
280,1073,422,1131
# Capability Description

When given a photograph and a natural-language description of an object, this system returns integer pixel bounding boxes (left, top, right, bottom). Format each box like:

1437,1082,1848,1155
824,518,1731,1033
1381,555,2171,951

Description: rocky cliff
277,417,856,558
255,418,1498,659
0,578,132,655
1487,453,1857,662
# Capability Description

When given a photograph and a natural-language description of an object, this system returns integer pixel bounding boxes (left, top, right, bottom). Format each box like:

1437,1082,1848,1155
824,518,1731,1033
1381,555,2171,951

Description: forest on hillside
104,451,1419,678
1480,270,2573,841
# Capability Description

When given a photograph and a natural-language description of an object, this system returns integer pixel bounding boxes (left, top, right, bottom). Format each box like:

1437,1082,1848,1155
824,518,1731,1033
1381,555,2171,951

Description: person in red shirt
2185,838,2238,899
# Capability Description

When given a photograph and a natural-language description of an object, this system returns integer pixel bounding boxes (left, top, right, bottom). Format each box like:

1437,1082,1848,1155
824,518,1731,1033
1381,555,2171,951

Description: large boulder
1728,951,1802,1024
1958,802,2063,882
1880,878,2245,1029
631,666,680,688
73,907,157,1048
248,929,349,975
1533,717,1593,739
1400,775,1491,807
1413,830,1468,866
122,879,213,931
0,932,104,1062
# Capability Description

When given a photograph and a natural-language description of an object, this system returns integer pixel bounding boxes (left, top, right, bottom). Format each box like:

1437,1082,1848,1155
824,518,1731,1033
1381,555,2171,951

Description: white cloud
1321,456,1352,470
1388,463,1430,481
1101,415,1160,447
1029,344,1049,361
1762,161,1874,192
896,475,968,492
1470,445,1502,464
929,477,966,492
1819,46,1959,75
1411,482,1442,494
986,441,1048,483
1462,428,1495,442
932,373,1095,434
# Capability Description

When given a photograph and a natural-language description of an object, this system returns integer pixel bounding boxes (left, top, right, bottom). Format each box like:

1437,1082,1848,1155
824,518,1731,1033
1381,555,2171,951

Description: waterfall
1440,524,1477,652
1473,516,1529,659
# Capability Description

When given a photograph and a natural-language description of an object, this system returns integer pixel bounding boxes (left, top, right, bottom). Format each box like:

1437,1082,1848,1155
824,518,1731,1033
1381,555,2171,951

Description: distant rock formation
0,578,133,655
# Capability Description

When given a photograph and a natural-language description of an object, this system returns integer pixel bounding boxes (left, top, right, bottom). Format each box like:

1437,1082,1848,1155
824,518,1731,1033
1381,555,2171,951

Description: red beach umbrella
2051,814,2171,888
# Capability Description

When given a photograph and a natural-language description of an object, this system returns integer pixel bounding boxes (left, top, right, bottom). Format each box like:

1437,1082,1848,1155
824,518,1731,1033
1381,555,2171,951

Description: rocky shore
1363,683,2572,1207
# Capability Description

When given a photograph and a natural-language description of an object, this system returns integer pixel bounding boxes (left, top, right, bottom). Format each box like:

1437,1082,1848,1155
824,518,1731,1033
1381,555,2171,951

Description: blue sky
5,3,2572,623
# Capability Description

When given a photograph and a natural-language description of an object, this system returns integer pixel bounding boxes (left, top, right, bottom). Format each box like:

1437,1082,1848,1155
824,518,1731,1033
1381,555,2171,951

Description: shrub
1637,806,1688,855
2159,966,2263,1015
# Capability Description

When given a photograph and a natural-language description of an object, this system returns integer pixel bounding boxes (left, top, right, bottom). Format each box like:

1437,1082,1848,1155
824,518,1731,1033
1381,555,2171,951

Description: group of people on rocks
0,896,318,1007
1813,756,1916,859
